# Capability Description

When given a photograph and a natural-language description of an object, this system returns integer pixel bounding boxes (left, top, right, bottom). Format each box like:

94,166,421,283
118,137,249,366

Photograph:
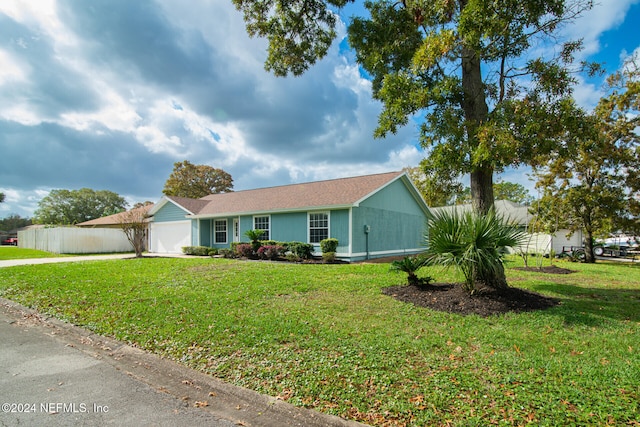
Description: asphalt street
0,302,237,427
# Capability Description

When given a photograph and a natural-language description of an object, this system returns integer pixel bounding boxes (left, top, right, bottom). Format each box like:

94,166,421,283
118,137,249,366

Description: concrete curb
0,298,368,427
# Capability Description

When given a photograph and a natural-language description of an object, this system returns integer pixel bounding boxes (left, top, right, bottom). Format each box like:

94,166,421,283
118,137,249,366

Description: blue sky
0,0,638,218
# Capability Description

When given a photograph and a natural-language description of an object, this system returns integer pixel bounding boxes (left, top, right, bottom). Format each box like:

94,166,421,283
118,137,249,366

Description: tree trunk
461,43,505,286
584,230,595,263
461,45,494,215
470,168,495,215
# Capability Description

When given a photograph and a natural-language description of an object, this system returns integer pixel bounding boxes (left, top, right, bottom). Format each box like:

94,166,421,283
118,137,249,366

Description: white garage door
150,221,192,254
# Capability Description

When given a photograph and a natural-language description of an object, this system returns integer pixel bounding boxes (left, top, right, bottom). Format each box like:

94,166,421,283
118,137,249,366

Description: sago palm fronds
424,208,527,292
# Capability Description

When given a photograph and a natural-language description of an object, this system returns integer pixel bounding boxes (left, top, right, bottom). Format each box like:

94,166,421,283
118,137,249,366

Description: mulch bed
382,283,560,317
512,265,576,274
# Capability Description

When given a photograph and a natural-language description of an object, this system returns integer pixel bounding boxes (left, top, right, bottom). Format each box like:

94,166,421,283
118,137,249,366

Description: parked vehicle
1,237,18,246
594,235,639,257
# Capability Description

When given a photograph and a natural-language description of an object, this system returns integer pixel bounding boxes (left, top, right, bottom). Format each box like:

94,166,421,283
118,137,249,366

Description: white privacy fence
18,227,133,254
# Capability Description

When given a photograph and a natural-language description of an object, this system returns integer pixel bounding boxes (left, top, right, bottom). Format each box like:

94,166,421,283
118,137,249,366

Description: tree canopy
404,165,464,207
162,160,233,199
234,0,593,214
33,188,127,225
0,214,31,232
0,192,4,204
533,57,640,262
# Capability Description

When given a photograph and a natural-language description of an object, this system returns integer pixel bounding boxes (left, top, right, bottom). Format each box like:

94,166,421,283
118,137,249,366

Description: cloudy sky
1,0,639,218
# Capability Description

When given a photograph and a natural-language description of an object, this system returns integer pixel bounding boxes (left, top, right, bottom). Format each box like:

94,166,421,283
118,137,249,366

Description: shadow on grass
532,282,640,325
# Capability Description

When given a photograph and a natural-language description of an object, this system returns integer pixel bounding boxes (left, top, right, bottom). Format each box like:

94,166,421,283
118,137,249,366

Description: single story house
148,171,429,261
431,200,583,254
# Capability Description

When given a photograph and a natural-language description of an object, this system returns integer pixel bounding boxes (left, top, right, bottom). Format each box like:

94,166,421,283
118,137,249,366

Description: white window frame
214,219,228,244
308,211,330,244
253,215,270,241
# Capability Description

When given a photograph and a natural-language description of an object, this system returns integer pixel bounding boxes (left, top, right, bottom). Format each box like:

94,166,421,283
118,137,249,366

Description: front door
233,218,239,242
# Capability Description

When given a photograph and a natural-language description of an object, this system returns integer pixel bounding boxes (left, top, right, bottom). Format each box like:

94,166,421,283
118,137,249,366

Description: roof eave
187,204,356,219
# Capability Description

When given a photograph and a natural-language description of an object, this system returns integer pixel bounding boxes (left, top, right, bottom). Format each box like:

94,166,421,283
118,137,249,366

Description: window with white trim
254,216,270,240
309,212,329,243
214,219,228,244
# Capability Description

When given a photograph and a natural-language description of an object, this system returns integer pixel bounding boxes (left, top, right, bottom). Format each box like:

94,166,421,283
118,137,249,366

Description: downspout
364,224,370,260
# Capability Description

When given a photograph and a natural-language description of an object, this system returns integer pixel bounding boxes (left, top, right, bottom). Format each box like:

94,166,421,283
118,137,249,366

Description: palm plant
424,208,527,292
244,229,265,253
390,255,431,288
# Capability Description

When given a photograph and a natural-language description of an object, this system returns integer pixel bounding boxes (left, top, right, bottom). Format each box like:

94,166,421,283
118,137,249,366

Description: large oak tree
34,188,127,225
233,0,592,213
162,160,233,199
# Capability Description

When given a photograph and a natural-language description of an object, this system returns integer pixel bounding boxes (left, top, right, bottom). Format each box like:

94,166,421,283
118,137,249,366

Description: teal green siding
330,209,350,253
351,178,427,260
200,220,211,247
191,220,198,246
272,212,307,242
154,202,189,222
238,215,252,241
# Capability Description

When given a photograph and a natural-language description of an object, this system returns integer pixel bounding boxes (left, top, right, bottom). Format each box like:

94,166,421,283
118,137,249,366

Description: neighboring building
76,204,154,229
147,171,430,261
431,200,584,254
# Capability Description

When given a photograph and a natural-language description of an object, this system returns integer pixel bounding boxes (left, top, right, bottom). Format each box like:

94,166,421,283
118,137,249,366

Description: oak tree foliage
34,188,127,225
162,160,233,199
404,165,464,207
234,0,594,216
533,56,640,262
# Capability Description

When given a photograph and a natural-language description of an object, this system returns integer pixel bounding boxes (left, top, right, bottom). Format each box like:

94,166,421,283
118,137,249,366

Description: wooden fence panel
18,227,133,254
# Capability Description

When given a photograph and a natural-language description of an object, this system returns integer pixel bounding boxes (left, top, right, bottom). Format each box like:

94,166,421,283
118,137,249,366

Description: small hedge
288,242,314,259
320,238,338,254
235,243,254,258
182,246,212,256
257,245,286,260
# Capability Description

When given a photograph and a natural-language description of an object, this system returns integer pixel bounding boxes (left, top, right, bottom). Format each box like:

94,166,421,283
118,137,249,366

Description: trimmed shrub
219,248,234,258
320,238,338,254
322,252,336,263
257,245,285,260
182,246,211,256
235,243,254,258
285,253,302,262
289,242,314,259
208,248,218,256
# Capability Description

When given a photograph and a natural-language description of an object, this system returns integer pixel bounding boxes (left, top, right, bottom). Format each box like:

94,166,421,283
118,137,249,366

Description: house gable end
152,199,192,222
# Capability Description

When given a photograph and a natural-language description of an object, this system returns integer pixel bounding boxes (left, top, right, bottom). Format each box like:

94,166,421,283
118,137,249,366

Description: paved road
0,257,365,427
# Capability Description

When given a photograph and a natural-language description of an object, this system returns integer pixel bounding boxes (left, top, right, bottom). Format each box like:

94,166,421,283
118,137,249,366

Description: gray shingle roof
167,171,406,217
77,204,154,226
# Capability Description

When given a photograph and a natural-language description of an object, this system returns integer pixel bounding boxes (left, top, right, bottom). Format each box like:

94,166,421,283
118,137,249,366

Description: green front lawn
0,257,638,426
0,246,66,260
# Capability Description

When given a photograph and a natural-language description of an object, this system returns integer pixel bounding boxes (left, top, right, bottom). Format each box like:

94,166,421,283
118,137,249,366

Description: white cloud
0,49,27,85
564,0,638,58
1,0,637,218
